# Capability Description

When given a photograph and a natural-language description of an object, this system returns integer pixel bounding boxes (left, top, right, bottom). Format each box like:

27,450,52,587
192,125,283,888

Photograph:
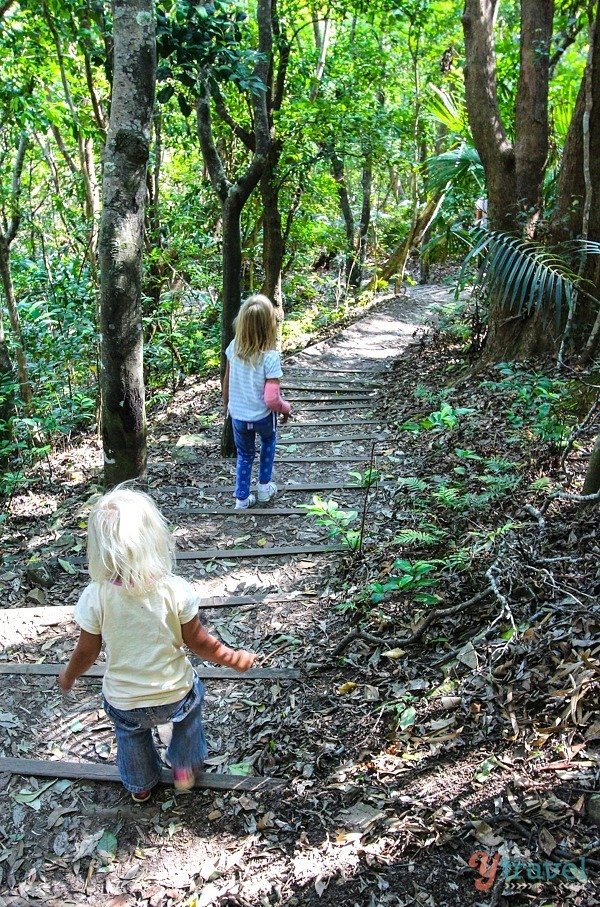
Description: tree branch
211,83,255,149
331,587,493,657
195,79,230,203
6,132,28,245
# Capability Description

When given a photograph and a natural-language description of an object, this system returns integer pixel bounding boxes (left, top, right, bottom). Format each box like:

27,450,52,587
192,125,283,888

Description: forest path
147,284,445,605
0,284,454,905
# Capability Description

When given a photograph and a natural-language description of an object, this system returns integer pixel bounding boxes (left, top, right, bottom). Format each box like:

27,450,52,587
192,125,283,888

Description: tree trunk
350,153,372,290
99,0,155,488
329,149,356,285
582,428,600,495
462,0,555,363
195,0,274,456
220,195,244,375
0,336,15,464
260,151,285,323
0,240,32,409
462,0,517,232
367,193,445,291
515,0,554,231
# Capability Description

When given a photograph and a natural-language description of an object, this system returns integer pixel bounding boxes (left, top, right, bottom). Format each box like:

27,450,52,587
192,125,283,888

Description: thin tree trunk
367,193,445,291
260,152,285,321
0,242,31,409
0,132,31,410
196,0,273,456
329,148,356,284
351,153,372,290
99,0,155,487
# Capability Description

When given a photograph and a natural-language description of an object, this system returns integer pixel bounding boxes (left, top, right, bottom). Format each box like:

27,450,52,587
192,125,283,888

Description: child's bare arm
58,630,102,692
181,616,256,672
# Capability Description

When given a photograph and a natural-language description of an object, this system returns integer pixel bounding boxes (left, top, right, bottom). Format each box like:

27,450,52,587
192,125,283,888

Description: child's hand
280,409,291,425
230,649,257,672
57,668,73,693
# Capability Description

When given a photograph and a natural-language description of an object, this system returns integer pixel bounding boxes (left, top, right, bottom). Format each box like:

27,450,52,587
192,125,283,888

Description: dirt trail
0,287,449,906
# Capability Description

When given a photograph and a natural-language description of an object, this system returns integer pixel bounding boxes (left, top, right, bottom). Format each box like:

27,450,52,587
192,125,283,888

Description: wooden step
277,434,378,445
0,663,299,681
0,756,283,792
281,420,380,430
291,403,373,411
181,506,306,516
176,543,346,561
181,480,367,494
283,383,375,394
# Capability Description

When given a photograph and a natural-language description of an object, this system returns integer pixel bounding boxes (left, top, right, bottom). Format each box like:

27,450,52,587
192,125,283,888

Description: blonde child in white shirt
58,486,256,802
223,294,292,509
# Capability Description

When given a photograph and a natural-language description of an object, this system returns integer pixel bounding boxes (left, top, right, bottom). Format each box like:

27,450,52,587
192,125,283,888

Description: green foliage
481,364,579,447
296,496,360,551
348,467,381,488
401,401,475,433
394,525,448,547
461,231,600,327
370,558,441,605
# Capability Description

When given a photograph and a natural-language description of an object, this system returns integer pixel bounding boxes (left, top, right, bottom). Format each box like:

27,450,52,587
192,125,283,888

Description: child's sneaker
235,493,256,509
131,788,152,803
257,482,277,503
173,767,195,791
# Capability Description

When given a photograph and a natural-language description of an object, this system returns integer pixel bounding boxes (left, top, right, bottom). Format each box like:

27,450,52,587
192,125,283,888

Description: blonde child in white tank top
58,486,256,802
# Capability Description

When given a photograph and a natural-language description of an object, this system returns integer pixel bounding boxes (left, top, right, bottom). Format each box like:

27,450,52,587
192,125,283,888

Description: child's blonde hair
233,294,277,364
87,485,175,593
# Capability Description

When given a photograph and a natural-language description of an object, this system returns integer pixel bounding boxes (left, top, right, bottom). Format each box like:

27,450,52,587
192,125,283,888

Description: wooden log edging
176,543,345,561
0,756,283,792
0,663,299,680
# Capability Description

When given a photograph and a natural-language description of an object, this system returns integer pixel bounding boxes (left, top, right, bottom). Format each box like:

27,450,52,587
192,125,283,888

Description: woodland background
1,0,600,496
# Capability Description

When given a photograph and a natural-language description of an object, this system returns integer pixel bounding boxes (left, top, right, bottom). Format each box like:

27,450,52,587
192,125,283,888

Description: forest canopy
0,0,597,489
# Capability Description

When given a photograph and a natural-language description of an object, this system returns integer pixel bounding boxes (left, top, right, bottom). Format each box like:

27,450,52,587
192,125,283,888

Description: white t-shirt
475,197,488,228
226,339,283,421
74,575,199,710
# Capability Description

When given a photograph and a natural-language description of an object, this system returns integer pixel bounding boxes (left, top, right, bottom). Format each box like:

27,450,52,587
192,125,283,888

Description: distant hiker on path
474,196,488,228
58,486,257,802
223,294,292,509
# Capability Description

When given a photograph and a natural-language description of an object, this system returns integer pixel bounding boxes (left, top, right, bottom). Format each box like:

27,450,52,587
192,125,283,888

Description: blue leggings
232,412,277,500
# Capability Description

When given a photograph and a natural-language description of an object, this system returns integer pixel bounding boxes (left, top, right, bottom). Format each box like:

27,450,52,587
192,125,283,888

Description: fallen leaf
382,648,406,659
315,875,329,897
337,681,358,695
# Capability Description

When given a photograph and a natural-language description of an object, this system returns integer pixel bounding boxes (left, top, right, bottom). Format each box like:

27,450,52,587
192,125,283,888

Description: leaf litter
0,287,599,905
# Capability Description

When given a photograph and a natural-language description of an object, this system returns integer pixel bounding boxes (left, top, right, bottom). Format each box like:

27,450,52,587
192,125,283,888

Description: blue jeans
103,676,207,794
232,412,277,500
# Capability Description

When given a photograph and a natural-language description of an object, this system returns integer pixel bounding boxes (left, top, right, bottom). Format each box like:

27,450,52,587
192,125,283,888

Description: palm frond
461,231,600,324
426,143,483,195
426,85,470,137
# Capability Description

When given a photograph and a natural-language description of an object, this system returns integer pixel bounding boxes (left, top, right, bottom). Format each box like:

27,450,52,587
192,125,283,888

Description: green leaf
96,830,118,862
58,558,77,575
398,706,416,730
13,779,57,807
227,761,254,776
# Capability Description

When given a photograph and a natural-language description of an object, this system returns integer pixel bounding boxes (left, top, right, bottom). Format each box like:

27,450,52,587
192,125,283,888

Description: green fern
395,525,448,546
396,477,428,493
431,485,464,508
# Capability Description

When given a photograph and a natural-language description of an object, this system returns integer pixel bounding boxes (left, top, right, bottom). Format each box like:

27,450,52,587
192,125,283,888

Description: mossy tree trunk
99,0,155,488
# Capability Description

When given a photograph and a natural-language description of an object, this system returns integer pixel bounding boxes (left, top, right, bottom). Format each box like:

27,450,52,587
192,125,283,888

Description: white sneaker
235,494,256,509
257,482,277,503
